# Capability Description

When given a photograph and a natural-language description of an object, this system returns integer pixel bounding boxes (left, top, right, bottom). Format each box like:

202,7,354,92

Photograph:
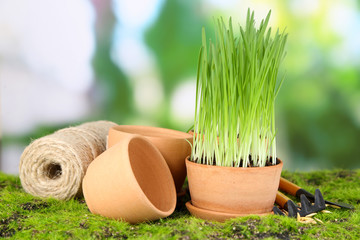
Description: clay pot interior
108,125,193,194
108,125,192,147
128,138,175,213
82,136,176,224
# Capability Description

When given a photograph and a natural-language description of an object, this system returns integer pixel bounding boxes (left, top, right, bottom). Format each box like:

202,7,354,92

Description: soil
0,180,21,191
93,226,128,239
79,221,89,229
0,212,27,238
207,218,307,240
336,170,356,178
0,200,48,238
194,155,280,167
20,201,49,211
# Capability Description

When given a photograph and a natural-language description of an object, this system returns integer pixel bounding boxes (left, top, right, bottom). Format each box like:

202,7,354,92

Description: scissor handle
279,177,301,196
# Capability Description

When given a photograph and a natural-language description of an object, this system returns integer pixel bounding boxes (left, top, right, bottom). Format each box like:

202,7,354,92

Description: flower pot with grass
186,9,287,221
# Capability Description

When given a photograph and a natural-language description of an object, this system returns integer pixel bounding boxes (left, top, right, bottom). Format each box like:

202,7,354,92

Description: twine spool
19,121,116,200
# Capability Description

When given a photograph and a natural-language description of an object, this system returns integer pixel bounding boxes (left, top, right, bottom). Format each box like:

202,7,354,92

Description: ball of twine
19,120,117,200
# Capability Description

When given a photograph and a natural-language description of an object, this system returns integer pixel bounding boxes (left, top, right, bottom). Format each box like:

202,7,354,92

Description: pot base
185,201,272,222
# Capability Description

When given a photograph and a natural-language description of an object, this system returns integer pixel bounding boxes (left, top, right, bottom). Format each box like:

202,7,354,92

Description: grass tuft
192,9,288,167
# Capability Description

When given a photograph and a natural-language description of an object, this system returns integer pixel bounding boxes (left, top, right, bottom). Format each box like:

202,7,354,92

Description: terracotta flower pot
108,125,193,193
82,136,176,224
185,157,283,220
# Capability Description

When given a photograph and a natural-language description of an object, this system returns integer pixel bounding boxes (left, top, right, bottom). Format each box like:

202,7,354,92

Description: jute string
19,120,117,200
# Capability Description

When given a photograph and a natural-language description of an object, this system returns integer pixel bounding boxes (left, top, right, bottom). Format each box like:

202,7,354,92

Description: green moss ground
0,170,359,239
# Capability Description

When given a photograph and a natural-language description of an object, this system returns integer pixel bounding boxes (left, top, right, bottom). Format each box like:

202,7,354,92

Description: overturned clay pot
186,157,283,220
108,125,193,193
82,136,176,224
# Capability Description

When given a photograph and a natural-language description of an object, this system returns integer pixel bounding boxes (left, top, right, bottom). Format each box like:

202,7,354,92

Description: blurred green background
1,0,360,173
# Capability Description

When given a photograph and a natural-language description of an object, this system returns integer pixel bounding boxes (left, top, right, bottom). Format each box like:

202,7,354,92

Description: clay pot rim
185,156,283,170
111,125,192,140
127,136,177,216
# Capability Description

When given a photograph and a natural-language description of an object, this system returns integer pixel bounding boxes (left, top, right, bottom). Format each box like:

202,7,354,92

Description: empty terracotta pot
186,157,283,218
82,136,176,224
108,125,193,193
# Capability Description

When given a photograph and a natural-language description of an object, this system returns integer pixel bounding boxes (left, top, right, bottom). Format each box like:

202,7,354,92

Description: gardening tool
273,192,299,217
279,177,354,210
274,188,326,217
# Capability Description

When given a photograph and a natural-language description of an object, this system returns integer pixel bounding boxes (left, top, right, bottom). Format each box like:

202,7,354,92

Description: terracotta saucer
185,201,272,222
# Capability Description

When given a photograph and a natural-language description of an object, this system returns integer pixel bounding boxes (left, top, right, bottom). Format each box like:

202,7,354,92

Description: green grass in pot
191,9,287,168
